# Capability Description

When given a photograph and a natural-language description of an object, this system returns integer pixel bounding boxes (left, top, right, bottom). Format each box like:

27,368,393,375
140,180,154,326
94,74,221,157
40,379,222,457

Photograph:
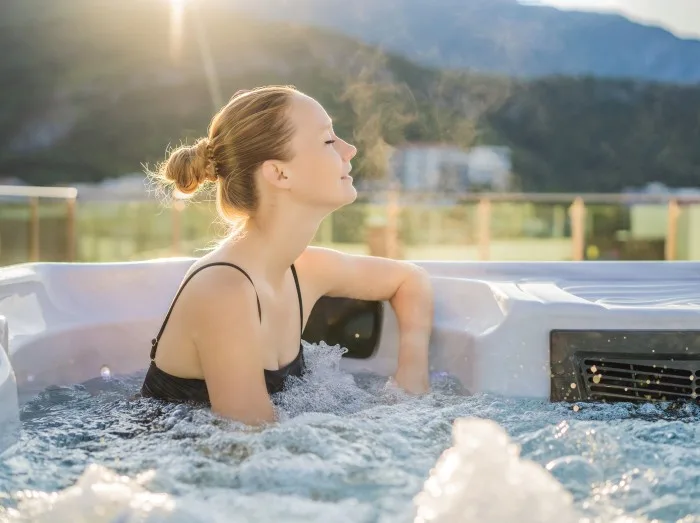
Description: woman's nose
344,142,357,162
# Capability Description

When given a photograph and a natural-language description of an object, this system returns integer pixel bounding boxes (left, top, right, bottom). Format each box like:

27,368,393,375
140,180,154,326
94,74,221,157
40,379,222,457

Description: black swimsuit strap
150,262,261,360
150,263,304,360
290,263,304,334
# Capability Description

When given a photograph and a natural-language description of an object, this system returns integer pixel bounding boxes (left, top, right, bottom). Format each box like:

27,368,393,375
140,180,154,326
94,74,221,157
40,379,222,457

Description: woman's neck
223,206,324,286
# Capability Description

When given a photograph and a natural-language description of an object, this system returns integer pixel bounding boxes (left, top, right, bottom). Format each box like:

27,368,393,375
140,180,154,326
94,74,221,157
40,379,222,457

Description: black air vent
550,330,700,403
579,358,696,402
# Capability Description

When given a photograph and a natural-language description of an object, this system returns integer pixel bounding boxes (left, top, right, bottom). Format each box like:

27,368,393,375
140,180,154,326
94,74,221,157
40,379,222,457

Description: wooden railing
0,185,78,262
363,189,700,262
0,185,698,263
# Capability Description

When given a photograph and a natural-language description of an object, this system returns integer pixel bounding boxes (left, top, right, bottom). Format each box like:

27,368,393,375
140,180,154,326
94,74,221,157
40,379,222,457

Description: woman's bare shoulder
177,258,260,314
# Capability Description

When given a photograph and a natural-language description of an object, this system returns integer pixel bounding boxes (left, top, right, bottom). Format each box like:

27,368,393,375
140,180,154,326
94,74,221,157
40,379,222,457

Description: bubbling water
3,464,201,523
2,342,700,523
413,418,579,523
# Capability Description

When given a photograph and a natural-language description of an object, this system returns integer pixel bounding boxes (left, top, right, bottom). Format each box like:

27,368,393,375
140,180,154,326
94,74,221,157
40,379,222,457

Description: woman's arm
189,267,277,425
298,246,434,393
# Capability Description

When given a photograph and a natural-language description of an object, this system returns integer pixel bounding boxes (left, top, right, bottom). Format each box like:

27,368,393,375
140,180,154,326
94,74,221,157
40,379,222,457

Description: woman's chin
329,184,357,210
343,183,358,203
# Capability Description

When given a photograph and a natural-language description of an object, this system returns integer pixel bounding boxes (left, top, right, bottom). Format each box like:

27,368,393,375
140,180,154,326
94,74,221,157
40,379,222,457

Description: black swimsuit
140,262,306,404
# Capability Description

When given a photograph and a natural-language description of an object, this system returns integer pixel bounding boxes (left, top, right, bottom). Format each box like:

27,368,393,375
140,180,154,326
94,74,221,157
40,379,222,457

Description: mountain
1,0,699,192
228,0,700,84
0,0,396,183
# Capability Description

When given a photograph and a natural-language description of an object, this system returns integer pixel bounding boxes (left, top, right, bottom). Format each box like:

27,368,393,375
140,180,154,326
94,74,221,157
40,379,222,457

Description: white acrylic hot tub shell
0,258,698,438
0,314,19,446
0,259,196,404
413,262,700,399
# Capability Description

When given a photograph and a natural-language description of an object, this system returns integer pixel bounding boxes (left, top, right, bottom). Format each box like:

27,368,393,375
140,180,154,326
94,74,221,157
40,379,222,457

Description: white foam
274,341,379,418
413,418,579,523
3,463,203,523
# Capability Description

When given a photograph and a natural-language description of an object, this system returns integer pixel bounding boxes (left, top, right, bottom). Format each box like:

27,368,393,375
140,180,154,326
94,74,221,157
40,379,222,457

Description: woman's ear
260,160,292,190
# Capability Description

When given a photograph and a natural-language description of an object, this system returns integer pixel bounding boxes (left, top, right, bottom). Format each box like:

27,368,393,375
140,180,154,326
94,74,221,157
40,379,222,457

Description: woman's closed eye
324,140,336,145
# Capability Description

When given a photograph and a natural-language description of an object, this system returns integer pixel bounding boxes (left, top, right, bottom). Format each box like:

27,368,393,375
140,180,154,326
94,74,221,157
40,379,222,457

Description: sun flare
169,0,186,62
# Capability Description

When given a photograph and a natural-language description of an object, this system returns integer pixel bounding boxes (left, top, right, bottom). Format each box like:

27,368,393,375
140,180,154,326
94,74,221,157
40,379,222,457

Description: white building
623,182,700,198
385,143,512,192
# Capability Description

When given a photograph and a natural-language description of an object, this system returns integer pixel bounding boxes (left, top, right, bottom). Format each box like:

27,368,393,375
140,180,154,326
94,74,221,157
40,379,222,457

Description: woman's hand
393,363,430,395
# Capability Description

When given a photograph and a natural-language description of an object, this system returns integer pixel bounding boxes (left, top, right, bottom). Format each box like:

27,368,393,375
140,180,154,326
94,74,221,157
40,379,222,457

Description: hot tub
0,258,699,438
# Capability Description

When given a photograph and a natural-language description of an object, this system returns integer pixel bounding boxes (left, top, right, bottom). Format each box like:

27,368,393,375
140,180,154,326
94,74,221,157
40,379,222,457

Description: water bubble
100,365,112,380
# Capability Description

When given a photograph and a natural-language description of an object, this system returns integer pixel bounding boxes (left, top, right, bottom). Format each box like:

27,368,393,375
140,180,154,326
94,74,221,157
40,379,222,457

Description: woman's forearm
390,264,434,375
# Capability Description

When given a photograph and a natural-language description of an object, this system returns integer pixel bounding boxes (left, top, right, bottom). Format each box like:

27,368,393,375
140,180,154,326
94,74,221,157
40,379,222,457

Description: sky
528,0,700,39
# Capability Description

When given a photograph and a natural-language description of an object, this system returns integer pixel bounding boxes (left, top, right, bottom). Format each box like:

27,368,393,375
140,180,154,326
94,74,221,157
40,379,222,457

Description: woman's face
283,93,358,211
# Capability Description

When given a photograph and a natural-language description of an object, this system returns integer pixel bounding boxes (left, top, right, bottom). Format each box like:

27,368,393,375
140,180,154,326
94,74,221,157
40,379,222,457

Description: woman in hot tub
141,85,433,425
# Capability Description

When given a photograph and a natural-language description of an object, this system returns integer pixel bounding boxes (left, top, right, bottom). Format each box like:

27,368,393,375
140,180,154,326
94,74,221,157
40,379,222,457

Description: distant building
623,181,700,198
381,143,512,192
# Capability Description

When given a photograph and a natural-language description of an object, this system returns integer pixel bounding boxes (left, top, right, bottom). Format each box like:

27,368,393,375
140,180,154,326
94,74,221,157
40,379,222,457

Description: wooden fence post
385,186,400,259
65,198,76,261
665,198,680,261
29,197,40,262
568,197,586,261
476,197,492,261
